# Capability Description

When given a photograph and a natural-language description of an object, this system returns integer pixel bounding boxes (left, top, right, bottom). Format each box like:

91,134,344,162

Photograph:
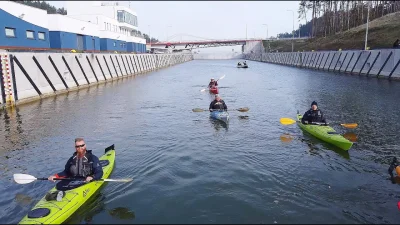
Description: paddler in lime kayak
48,138,103,183
209,94,228,112
301,101,327,125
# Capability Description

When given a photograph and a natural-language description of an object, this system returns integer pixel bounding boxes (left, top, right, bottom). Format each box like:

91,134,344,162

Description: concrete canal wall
244,49,400,80
0,51,193,108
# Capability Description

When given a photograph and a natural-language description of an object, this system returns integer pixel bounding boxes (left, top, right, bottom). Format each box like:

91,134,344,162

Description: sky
47,1,305,42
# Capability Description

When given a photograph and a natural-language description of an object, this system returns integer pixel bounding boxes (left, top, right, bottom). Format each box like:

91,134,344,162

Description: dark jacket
209,99,227,111
208,81,218,88
301,108,326,124
56,150,103,180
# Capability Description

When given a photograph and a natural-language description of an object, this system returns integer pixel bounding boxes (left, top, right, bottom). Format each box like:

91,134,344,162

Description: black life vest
68,150,94,178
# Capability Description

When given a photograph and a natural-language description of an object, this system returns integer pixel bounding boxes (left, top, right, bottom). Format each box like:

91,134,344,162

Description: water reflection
299,131,350,159
14,193,33,206
66,192,106,224
281,132,350,159
108,207,135,220
1,106,25,154
238,115,249,120
343,132,358,143
280,133,294,143
209,117,228,131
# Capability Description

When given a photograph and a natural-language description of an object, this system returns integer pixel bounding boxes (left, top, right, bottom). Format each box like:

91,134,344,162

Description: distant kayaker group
237,61,247,67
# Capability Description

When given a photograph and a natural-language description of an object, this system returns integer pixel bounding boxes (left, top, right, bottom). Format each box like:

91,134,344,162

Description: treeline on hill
14,0,67,14
278,1,400,38
14,0,159,43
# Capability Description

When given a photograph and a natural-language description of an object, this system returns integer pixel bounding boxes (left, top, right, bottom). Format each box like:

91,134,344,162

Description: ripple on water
1,60,400,223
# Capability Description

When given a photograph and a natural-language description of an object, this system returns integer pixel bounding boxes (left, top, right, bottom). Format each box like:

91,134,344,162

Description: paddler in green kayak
48,138,103,183
301,101,327,125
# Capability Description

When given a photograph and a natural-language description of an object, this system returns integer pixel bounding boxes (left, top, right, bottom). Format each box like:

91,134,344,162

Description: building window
5,27,16,37
38,32,45,40
104,22,106,30
26,30,34,39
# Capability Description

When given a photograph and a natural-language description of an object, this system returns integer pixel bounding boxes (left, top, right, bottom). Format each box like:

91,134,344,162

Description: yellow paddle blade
341,123,358,129
192,108,205,112
237,107,249,112
280,118,296,125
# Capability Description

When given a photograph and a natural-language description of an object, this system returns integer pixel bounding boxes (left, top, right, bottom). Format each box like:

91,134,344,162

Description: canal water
1,59,400,223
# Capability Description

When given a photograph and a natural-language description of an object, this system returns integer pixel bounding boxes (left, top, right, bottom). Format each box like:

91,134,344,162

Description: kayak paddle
279,117,358,129
192,107,249,112
200,74,226,92
13,173,133,184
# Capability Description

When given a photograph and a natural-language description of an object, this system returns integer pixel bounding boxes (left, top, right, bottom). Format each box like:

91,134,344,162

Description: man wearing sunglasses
48,138,103,183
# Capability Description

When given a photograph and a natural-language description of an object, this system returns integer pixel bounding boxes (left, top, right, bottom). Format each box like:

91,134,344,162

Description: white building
65,1,146,52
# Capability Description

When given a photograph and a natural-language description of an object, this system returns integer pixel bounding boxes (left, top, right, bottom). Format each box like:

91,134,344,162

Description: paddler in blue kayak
208,78,218,88
209,94,228,112
48,138,103,183
301,101,327,125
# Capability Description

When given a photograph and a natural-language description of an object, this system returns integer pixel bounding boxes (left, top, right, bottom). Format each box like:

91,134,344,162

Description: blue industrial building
0,8,50,49
0,1,147,53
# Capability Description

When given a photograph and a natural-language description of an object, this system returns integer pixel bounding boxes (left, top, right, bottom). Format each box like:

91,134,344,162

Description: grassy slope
264,12,400,52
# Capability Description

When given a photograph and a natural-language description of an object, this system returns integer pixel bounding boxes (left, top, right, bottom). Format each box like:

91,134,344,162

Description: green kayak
19,144,116,224
296,114,353,151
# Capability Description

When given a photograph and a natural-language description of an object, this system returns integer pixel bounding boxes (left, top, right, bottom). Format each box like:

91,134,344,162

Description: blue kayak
210,110,229,122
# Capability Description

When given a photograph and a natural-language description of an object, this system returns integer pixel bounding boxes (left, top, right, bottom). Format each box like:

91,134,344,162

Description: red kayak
209,86,218,94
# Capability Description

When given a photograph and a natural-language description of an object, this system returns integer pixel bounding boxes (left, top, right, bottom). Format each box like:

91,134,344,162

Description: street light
148,25,151,46
166,25,172,42
364,1,371,50
287,9,295,52
148,25,151,53
262,24,268,39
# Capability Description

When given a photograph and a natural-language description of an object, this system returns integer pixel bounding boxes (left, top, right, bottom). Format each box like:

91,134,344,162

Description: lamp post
148,25,151,53
166,25,172,42
246,24,247,40
262,24,268,39
364,1,370,50
287,9,295,52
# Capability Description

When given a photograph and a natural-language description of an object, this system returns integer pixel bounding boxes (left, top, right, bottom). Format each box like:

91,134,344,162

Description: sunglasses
75,144,85,148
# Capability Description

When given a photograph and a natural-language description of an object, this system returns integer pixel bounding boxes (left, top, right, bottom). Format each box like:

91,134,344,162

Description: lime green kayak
297,114,353,150
19,145,116,224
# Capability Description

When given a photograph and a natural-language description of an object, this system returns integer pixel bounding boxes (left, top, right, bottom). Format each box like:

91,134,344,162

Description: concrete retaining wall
244,49,400,80
0,52,193,108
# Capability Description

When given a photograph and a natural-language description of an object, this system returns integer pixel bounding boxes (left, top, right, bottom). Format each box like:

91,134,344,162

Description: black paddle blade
105,144,115,153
